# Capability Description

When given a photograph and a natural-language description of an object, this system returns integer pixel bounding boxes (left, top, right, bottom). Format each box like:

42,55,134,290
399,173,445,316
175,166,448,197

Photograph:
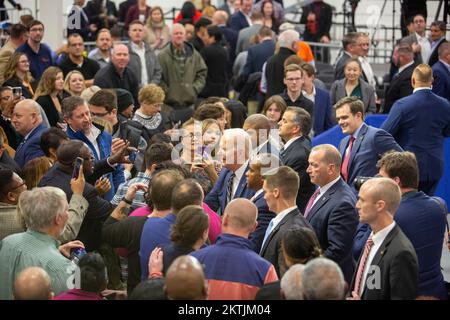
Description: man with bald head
165,255,208,300
157,23,207,123
212,10,238,70
382,63,450,196
305,144,358,283
191,198,278,300
260,166,311,277
13,267,53,300
94,43,139,105
243,114,279,155
12,99,46,167
350,178,419,300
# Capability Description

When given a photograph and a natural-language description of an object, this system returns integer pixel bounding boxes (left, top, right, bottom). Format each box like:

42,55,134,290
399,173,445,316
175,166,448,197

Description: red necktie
353,236,374,296
341,136,355,182
304,188,320,218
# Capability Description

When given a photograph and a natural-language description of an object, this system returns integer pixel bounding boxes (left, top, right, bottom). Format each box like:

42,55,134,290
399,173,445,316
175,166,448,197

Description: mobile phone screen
72,157,84,179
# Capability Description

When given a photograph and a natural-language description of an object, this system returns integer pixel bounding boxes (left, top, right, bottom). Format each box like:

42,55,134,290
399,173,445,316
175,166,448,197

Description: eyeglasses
90,111,110,117
10,182,26,191
285,77,303,82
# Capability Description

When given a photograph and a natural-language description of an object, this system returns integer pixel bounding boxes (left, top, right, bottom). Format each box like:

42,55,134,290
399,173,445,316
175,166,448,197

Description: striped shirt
0,230,75,299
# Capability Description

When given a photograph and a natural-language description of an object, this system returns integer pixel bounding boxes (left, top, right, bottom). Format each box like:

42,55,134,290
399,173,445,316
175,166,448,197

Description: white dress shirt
312,176,341,208
131,42,148,86
359,221,396,296
416,32,431,64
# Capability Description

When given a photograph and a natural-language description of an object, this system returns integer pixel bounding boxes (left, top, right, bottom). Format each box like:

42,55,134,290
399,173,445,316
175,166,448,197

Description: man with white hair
94,43,139,106
205,128,255,215
280,264,306,300
265,29,300,97
12,99,47,167
302,257,346,300
0,187,85,300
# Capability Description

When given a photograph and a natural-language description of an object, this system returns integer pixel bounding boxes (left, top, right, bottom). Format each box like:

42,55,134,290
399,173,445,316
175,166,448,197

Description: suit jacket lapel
369,225,398,267
348,123,368,171
306,183,339,221
260,209,297,254
234,164,250,198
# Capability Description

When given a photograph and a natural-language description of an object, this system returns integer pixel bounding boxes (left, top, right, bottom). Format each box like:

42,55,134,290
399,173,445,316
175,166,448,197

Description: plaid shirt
111,172,151,210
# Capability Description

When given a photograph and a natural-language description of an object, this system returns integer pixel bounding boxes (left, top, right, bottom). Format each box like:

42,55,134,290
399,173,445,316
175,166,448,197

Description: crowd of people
0,0,449,301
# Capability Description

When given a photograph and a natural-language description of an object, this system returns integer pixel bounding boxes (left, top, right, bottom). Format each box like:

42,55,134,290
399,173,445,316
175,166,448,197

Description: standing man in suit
205,128,255,215
334,32,358,81
305,144,358,283
11,100,46,167
432,42,450,102
383,43,416,114
246,153,279,253
428,21,447,67
350,178,418,300
229,0,253,33
242,26,275,79
336,97,402,189
400,14,431,65
382,64,450,196
235,12,263,55
377,151,447,299
243,114,279,155
278,107,315,211
260,166,311,277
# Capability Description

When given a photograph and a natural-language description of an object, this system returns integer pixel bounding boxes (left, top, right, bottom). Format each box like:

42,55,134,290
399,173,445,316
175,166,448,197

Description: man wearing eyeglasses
58,33,100,87
279,64,314,118
16,20,56,81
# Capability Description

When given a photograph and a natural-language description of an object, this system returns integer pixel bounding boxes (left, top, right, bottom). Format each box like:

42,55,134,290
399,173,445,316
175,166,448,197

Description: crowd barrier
312,114,450,205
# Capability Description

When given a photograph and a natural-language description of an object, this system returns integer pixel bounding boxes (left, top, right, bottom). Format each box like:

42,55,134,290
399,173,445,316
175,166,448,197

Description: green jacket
158,42,207,108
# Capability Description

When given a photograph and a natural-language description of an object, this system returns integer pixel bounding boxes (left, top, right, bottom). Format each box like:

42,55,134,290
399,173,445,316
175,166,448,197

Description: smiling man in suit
305,144,358,283
205,128,255,215
278,107,315,212
336,96,402,189
350,177,418,300
259,166,311,277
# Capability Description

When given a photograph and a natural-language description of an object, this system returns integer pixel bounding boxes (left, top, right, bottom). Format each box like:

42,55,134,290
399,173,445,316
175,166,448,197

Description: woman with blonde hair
2,52,36,99
64,70,86,97
34,66,67,127
144,6,170,54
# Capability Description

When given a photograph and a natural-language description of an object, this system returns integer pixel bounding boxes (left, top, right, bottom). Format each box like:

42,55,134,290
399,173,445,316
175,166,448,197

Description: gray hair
286,107,311,136
302,258,346,300
278,29,299,49
280,264,306,300
222,128,252,159
18,187,67,232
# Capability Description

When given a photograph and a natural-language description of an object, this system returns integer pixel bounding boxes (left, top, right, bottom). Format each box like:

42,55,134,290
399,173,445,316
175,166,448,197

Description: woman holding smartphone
2,52,37,99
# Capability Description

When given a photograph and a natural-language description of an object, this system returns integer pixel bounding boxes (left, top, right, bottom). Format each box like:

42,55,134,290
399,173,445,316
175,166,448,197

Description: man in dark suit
336,97,402,189
428,21,447,67
205,128,255,215
350,178,418,300
432,42,450,102
38,140,113,252
383,43,416,113
377,151,447,299
382,64,450,196
260,166,311,277
334,32,359,81
242,26,275,79
12,100,47,167
278,107,315,212
229,0,253,32
245,153,279,253
265,29,299,97
305,144,358,283
212,10,238,71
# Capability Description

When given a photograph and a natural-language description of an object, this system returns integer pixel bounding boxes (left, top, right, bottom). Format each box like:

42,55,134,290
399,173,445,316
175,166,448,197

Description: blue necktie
260,219,275,254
